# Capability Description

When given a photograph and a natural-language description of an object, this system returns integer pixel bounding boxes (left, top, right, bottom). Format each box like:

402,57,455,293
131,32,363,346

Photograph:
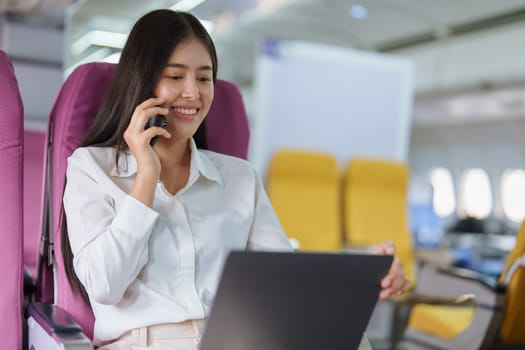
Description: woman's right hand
123,97,171,181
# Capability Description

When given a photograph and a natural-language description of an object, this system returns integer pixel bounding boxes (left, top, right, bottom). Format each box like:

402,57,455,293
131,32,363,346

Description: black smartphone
145,115,167,146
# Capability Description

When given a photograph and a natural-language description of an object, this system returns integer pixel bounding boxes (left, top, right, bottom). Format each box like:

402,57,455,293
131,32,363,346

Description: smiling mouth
172,107,200,119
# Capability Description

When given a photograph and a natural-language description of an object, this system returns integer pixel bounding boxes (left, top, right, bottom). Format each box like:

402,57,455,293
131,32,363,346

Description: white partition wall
250,39,415,175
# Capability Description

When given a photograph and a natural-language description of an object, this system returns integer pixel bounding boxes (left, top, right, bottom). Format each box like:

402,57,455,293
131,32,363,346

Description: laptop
200,251,393,350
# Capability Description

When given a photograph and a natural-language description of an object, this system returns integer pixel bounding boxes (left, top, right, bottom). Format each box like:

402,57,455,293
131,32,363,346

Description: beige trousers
98,321,372,350
97,320,205,350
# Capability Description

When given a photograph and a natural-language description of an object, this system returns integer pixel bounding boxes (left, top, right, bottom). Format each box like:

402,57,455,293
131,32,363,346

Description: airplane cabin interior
1,0,525,349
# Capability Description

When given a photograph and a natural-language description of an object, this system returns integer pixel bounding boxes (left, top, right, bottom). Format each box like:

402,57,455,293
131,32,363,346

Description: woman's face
154,36,214,141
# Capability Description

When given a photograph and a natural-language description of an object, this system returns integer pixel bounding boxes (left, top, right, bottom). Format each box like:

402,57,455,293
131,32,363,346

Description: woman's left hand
372,241,410,299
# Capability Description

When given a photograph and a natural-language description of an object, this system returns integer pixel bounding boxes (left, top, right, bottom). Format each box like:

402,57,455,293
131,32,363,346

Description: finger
394,279,410,296
396,279,410,295
143,127,171,143
379,288,393,299
380,276,410,299
381,276,392,288
382,257,403,287
128,108,169,134
159,129,172,139
129,98,166,128
383,241,396,255
128,98,163,123
389,274,407,294
379,240,395,255
390,257,403,275
380,282,404,299
138,97,165,109
371,241,396,255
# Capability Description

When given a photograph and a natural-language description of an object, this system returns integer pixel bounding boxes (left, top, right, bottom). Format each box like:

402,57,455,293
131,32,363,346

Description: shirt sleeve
246,169,294,252
63,156,159,305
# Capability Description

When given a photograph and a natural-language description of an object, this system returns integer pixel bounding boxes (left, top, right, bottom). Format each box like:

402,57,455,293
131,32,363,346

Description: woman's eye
198,77,211,82
169,75,183,80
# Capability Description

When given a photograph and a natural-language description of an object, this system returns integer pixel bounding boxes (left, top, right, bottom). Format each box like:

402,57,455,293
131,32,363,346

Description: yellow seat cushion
408,305,475,339
267,150,342,251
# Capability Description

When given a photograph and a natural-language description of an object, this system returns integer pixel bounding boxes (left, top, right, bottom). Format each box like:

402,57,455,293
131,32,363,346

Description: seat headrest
268,150,339,181
50,62,117,158
0,51,24,131
206,79,250,159
346,158,408,187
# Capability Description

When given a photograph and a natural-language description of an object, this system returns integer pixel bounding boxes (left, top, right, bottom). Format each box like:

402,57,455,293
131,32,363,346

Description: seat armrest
27,303,83,334
399,292,476,307
415,263,506,305
27,303,93,350
392,266,506,350
390,292,476,348
436,265,506,293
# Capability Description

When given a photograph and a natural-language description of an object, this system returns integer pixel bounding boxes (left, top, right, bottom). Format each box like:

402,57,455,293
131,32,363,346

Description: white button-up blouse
63,139,292,344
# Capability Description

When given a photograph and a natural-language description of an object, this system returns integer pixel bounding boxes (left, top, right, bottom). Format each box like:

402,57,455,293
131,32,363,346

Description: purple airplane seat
0,50,24,350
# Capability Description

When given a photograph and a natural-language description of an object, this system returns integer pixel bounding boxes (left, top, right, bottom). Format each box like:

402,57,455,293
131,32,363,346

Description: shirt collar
110,139,224,186
188,138,224,186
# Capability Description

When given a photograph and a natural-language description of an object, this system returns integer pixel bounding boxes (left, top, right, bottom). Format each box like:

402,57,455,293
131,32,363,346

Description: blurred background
3,1,525,348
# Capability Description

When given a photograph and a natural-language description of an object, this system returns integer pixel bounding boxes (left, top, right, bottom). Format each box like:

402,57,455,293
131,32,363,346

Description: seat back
344,158,414,282
498,220,525,343
0,50,24,350
266,150,342,251
207,80,250,159
42,62,251,338
45,62,116,338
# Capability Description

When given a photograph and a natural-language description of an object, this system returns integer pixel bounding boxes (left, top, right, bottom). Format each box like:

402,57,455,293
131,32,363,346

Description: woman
62,9,409,349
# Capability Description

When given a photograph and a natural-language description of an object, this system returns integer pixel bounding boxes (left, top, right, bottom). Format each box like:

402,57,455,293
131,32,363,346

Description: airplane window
501,169,525,222
461,168,493,219
430,168,455,217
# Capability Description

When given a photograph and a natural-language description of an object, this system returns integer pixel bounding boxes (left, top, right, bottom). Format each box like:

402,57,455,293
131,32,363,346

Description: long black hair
62,9,218,303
